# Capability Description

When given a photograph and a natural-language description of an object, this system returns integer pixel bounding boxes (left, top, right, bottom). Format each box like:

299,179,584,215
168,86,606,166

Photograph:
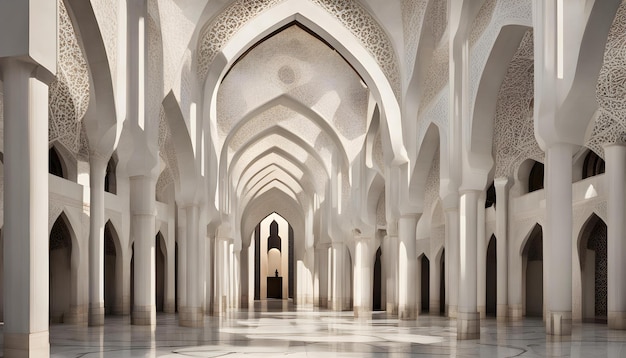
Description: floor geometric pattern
8,301,625,357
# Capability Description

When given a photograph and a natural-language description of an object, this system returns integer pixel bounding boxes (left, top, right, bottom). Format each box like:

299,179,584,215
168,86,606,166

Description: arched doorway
420,254,429,313
253,213,293,301
523,224,543,317
156,232,166,312
49,214,73,323
104,221,120,315
373,246,382,311
486,235,497,317
440,249,445,315
579,214,607,322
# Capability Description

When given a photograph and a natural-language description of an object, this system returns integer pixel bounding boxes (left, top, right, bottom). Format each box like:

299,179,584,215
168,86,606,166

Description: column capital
494,176,510,187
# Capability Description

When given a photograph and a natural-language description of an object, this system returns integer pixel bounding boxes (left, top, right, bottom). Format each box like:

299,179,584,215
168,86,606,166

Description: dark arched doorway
523,224,543,317
373,246,382,311
486,235,497,317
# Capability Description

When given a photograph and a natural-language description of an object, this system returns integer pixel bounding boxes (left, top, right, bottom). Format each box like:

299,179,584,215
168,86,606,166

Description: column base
508,304,523,320
398,306,417,320
4,331,49,358
179,307,204,327
89,304,104,326
429,300,440,315
65,305,88,325
608,311,626,329
497,304,508,321
386,303,398,315
478,306,485,319
546,311,572,336
448,305,458,318
132,305,156,326
457,312,480,340
354,306,372,319
164,301,176,314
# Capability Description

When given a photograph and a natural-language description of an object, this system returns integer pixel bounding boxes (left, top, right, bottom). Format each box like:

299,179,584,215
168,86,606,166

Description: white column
130,175,156,325
476,194,486,319
214,237,230,314
385,222,399,314
398,214,420,319
605,144,626,329
444,207,460,318
458,190,480,339
331,243,345,311
318,246,329,308
180,205,202,326
545,143,574,336
2,59,50,358
494,177,510,320
177,215,187,311
88,155,107,326
313,247,321,307
205,235,214,315
353,237,373,318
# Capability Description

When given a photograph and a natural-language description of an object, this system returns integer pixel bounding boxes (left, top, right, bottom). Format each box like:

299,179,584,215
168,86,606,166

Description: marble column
604,143,626,329
180,205,202,327
398,214,420,319
545,143,574,336
130,175,156,326
214,237,231,314
458,190,480,339
385,222,399,314
353,237,373,319
444,207,460,318
331,243,346,311
205,235,214,315
88,154,108,326
2,59,51,358
494,177,510,320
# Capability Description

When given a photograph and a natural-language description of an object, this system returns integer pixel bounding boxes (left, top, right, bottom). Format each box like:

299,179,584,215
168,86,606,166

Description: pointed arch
200,0,407,165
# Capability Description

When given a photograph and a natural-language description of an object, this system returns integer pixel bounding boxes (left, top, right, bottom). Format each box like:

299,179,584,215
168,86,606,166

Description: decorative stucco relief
49,0,90,157
376,191,386,227
424,147,440,214
91,0,119,78
197,0,401,97
159,0,195,90
156,167,174,202
469,0,532,112
493,30,543,178
586,0,626,158
148,13,164,130
158,107,180,189
419,45,449,112
469,0,496,47
427,0,447,45
402,0,428,81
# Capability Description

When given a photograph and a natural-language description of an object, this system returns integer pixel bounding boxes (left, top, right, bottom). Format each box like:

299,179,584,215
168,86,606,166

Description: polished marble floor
7,301,626,357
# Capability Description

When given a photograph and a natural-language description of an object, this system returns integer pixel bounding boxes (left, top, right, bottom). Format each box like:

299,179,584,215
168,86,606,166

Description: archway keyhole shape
49,213,73,323
578,214,607,321
254,213,293,301
104,221,121,316
440,249,445,315
420,255,430,313
528,161,544,193
373,246,382,311
49,146,66,179
582,150,605,179
156,232,167,312
486,235,497,317
522,224,543,317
